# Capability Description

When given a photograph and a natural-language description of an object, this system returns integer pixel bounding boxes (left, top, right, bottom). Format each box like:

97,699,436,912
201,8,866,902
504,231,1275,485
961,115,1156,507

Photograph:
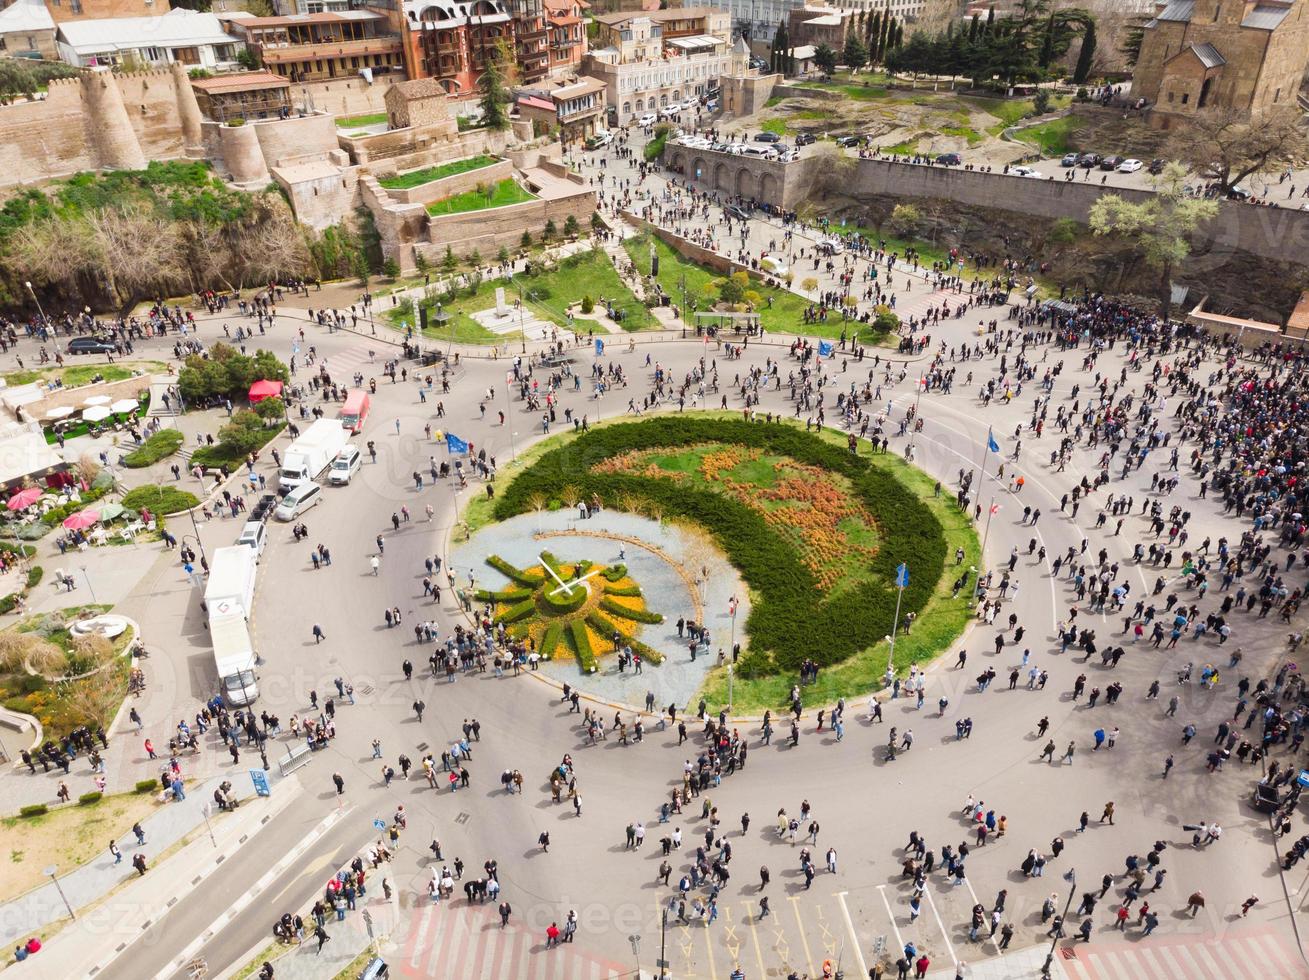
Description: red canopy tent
248,379,284,403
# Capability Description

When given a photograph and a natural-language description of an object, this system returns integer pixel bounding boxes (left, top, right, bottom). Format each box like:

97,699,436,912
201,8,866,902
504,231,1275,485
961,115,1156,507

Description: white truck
203,545,258,621
279,418,349,492
211,612,258,706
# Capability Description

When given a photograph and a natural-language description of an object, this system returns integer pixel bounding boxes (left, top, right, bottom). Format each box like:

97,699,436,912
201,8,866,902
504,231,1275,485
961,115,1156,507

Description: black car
1148,158,1165,175
1077,152,1102,168
835,135,861,147
936,152,962,166
1100,155,1124,171
725,204,752,222
67,337,116,355
795,132,816,146
754,131,781,143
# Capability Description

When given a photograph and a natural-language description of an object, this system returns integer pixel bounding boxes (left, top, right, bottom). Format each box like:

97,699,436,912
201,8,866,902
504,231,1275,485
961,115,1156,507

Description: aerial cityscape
0,0,1305,977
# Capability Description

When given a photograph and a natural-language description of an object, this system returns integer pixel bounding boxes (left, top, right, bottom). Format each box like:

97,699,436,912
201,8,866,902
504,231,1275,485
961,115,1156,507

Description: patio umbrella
83,395,112,407
6,487,42,511
83,406,112,423
98,502,126,521
109,398,139,414
248,379,284,403
62,509,100,530
45,406,75,420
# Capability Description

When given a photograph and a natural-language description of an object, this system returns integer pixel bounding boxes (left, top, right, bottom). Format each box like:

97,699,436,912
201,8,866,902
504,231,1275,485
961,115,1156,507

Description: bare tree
58,674,124,729
1166,107,1309,194
85,206,186,311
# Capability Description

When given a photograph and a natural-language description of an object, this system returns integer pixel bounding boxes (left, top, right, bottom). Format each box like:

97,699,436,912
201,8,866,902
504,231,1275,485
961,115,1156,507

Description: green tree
253,396,286,423
1037,13,1056,69
497,245,510,264
1032,88,1051,114
814,43,838,75
216,410,266,455
442,244,458,272
968,13,980,40
382,256,400,279
1072,20,1096,84
563,214,579,237
888,203,922,236
1089,162,1219,320
479,44,511,131
543,219,557,241
867,10,883,57
843,34,869,72
521,230,533,249
771,20,790,74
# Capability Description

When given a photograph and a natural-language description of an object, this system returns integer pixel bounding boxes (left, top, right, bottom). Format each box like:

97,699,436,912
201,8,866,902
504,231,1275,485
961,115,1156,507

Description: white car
659,103,681,118
1117,158,1144,173
761,256,788,277
1010,166,1043,178
636,112,656,127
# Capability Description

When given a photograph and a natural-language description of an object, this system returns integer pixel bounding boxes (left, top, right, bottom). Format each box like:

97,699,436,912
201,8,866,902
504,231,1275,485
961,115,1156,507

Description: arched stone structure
713,161,730,191
735,167,755,199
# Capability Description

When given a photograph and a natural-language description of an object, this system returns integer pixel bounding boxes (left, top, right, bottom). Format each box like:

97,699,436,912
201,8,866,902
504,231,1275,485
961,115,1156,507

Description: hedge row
600,597,663,624
567,619,595,671
500,598,536,624
121,485,199,515
475,586,532,603
604,583,643,597
491,417,946,678
601,564,627,582
540,621,565,659
586,609,664,664
487,554,544,587
123,429,184,468
540,584,588,615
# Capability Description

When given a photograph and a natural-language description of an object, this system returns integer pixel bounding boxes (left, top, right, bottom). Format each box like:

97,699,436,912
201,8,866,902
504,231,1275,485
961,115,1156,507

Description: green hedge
19,804,47,818
0,594,19,614
586,609,664,663
540,583,588,615
499,597,536,624
487,554,545,587
475,587,532,603
25,566,42,589
123,429,184,468
601,564,627,582
491,417,946,678
77,791,102,805
121,485,199,515
135,778,159,793
604,583,642,597
600,597,663,624
539,620,564,659
567,619,595,671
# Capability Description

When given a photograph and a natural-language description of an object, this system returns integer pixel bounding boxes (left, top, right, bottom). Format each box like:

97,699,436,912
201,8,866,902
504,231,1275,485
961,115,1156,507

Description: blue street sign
1298,769,1309,788
895,563,910,589
249,769,270,797
372,818,387,831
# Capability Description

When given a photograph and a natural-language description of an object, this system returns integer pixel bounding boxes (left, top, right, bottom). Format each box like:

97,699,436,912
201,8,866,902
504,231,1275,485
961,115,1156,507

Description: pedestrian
132,853,147,876
314,924,331,953
109,840,122,864
333,772,345,795
1100,801,1115,825
1241,895,1258,917
499,901,512,928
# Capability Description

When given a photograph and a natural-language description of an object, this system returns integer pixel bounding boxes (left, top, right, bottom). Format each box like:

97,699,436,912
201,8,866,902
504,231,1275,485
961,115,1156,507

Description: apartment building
584,6,746,123
225,10,404,82
543,0,585,72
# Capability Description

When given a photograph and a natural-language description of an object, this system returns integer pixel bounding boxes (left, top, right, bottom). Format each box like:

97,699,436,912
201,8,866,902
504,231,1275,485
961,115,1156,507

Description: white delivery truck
279,418,350,492
211,612,258,706
203,545,258,620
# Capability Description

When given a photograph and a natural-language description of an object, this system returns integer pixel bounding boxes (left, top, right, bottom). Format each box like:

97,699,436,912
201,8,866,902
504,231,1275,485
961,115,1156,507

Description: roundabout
460,414,979,711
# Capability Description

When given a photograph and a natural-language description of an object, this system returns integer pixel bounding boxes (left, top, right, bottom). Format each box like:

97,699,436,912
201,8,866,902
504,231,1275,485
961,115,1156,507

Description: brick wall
413,190,595,265
115,70,186,162
252,112,339,169
301,76,392,117
384,158,512,206
274,166,360,231
0,80,95,184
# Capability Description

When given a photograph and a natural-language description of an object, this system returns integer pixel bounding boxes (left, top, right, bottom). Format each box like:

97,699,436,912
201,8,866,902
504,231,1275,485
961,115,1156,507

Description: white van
328,445,362,485
275,483,322,521
236,520,267,557
761,255,788,277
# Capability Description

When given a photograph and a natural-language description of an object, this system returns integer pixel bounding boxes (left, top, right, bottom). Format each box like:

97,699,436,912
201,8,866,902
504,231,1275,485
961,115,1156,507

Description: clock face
541,551,603,596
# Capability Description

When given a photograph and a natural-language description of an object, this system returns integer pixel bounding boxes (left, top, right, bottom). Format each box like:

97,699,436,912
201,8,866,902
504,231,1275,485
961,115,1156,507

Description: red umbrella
248,379,284,403
7,487,42,511
62,509,100,530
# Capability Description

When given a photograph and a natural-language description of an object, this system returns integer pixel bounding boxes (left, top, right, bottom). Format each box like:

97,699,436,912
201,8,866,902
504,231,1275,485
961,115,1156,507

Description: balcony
259,36,402,63
549,36,581,48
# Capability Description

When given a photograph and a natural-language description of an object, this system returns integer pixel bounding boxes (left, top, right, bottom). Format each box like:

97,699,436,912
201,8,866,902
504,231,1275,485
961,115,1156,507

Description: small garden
476,552,663,672
120,484,199,516
0,606,130,741
122,428,184,468
485,416,979,709
379,155,499,191
335,111,388,130
4,361,166,389
426,178,536,216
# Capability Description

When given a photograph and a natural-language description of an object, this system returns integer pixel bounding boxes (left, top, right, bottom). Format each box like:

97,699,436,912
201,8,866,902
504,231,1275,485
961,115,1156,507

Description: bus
340,390,371,433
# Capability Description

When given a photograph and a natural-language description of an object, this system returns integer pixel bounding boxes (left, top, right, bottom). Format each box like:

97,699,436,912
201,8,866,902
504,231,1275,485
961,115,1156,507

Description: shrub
475,587,532,603
0,594,19,614
567,619,595,671
77,791,103,805
122,428,184,468
25,566,42,589
40,484,111,526
121,485,199,515
603,583,642,597
580,294,595,314
600,597,663,624
499,597,536,624
19,804,47,817
135,778,159,793
540,584,588,615
539,620,564,659
601,564,627,582
586,609,664,663
486,554,544,587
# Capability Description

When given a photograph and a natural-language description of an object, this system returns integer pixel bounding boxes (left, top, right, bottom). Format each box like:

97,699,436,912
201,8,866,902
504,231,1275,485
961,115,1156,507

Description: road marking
959,874,1002,956
701,910,717,979
922,884,957,965
835,891,870,980
789,895,816,977
741,898,769,980
876,884,905,957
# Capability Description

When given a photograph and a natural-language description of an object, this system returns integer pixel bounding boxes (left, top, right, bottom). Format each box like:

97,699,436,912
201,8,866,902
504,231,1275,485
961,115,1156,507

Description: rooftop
225,10,384,26
551,76,606,98
0,0,54,35
593,6,717,25
57,9,239,52
191,70,292,93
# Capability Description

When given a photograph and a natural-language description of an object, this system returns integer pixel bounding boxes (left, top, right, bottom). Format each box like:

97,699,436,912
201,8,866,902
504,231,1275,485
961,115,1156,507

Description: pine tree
1072,20,1096,84
893,20,903,49
479,43,510,131
771,20,790,74
1038,12,1056,69
968,13,980,40
985,5,996,35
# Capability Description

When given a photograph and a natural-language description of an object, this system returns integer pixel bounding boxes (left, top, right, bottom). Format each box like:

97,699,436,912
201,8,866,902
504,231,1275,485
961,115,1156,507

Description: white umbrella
83,395,111,407
109,398,139,414
83,406,112,422
45,406,75,420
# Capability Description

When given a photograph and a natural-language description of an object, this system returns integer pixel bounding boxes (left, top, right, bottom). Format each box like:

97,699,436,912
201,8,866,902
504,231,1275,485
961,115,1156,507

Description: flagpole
980,496,996,571
972,425,993,511
887,579,905,678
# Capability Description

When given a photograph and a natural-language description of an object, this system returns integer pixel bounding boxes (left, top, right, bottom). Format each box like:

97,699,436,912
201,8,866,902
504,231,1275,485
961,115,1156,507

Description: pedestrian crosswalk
394,904,629,979
1057,928,1304,980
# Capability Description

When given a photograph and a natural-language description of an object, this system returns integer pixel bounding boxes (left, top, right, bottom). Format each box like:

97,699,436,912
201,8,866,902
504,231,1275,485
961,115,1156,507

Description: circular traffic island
464,415,978,711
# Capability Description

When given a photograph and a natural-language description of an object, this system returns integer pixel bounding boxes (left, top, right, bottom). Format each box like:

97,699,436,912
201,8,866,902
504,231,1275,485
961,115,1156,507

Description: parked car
1117,158,1143,173
1060,153,1079,167
936,152,962,166
795,132,816,146
1076,152,1102,167
1010,165,1043,178
724,204,751,221
585,130,613,150
835,135,862,147
658,103,681,118
1148,158,1166,175
1227,184,1252,200
1100,155,1124,171
754,131,781,143
67,337,116,355
704,99,718,112
636,112,656,127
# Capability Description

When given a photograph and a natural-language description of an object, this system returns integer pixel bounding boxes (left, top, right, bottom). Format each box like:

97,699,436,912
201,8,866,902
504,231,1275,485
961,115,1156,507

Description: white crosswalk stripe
1059,928,1303,980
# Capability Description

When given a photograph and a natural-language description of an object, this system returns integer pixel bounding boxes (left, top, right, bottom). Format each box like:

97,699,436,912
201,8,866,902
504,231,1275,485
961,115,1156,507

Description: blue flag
445,433,468,454
595,338,605,356
987,432,1000,454
818,340,834,358
895,562,910,588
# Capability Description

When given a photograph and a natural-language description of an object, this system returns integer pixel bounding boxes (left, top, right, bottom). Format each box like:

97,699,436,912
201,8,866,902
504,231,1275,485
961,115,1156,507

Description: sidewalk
0,770,296,955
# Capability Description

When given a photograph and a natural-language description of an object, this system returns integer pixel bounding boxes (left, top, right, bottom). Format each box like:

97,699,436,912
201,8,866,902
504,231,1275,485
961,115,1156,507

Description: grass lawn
883,138,920,155
965,95,1073,137
392,248,655,344
5,360,165,388
760,118,788,135
335,111,387,129
378,155,499,191
1012,114,1083,156
698,422,980,712
1,789,161,900
626,234,893,343
823,218,960,277
427,178,535,216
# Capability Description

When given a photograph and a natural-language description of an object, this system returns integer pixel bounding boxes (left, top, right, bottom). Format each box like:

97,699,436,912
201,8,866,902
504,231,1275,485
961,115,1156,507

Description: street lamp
24,281,47,324
79,565,97,605
44,865,74,920
628,933,641,979
1041,870,1078,978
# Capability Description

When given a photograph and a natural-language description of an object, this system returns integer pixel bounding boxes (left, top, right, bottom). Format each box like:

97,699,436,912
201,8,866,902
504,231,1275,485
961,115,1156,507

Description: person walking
312,624,326,644
314,923,331,953
499,901,512,928
332,772,345,795
132,853,147,876
109,840,122,865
